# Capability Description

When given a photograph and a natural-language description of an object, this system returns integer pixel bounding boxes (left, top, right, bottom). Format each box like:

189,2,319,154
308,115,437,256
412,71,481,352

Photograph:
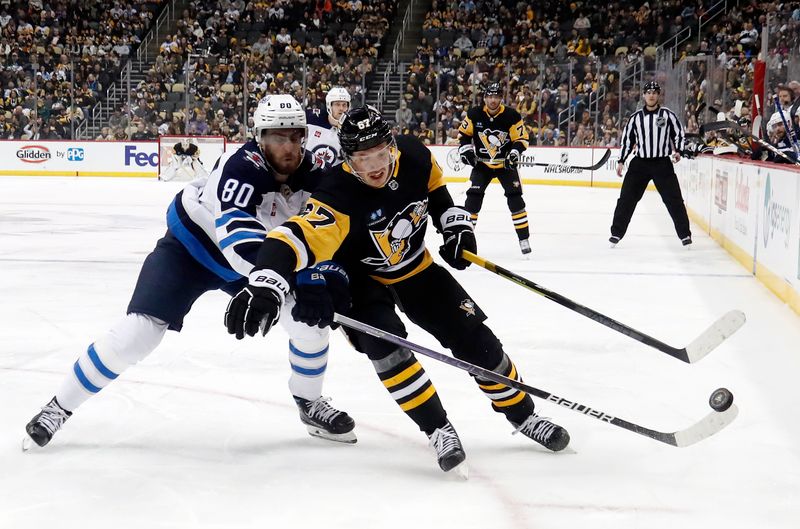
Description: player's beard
265,148,302,178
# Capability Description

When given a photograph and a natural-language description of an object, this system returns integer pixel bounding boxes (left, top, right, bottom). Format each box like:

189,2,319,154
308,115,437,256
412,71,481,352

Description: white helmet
325,86,351,122
252,94,307,140
767,112,784,132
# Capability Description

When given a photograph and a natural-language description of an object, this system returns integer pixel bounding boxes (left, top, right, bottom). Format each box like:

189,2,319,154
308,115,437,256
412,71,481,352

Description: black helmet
643,81,661,93
339,105,392,155
484,82,502,97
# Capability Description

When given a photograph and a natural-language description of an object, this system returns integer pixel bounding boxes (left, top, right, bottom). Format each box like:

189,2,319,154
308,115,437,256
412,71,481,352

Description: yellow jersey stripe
399,384,437,411
492,390,527,408
478,365,518,390
382,362,422,388
427,151,445,192
266,230,305,268
371,250,433,285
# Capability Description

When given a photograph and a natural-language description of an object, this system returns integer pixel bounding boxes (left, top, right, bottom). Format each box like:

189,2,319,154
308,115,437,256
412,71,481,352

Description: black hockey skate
23,397,72,450
294,396,356,444
512,413,570,452
427,421,467,473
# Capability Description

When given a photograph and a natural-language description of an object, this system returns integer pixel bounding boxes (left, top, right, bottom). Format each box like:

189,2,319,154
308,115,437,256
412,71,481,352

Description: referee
610,81,692,247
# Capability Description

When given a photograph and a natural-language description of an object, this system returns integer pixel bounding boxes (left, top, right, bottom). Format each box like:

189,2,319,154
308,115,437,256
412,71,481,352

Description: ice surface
1,177,798,529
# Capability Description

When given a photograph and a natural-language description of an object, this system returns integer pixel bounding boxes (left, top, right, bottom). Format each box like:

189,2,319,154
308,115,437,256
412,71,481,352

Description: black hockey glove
505,149,521,169
458,144,477,167
292,261,350,329
225,269,289,340
438,207,476,270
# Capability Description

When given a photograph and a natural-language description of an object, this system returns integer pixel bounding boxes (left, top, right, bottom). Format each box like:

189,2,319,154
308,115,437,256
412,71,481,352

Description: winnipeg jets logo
311,144,339,170
363,200,428,268
478,129,508,160
244,150,268,171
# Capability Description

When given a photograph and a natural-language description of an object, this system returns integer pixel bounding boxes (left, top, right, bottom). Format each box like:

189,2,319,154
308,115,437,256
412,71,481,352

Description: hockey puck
709,388,734,412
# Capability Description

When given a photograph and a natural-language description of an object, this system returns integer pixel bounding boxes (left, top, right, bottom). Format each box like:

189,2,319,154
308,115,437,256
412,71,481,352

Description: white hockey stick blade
684,310,746,363
672,404,739,447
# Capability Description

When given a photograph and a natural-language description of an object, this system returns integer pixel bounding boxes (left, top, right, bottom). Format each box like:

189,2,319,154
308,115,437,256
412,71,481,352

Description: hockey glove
225,269,290,340
458,144,477,167
505,149,521,169
292,261,350,329
438,207,477,270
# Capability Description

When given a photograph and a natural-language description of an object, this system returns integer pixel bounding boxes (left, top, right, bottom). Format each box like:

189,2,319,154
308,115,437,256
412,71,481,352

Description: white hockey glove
225,269,290,340
438,207,476,270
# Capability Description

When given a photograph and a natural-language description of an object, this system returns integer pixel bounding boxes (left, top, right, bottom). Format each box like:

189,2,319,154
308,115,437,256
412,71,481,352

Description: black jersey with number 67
253,135,455,285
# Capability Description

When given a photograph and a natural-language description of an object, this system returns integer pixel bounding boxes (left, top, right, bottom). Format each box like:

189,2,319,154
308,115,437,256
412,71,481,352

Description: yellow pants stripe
493,390,527,408
479,365,517,390
399,385,437,411
382,362,422,388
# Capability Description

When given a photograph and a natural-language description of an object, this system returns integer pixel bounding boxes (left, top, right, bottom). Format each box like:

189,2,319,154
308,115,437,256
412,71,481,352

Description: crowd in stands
395,0,800,149
105,0,394,141
1,0,798,147
0,0,163,139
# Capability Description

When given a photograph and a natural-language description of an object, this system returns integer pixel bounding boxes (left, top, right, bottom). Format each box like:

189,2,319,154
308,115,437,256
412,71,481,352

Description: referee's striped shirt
619,106,685,160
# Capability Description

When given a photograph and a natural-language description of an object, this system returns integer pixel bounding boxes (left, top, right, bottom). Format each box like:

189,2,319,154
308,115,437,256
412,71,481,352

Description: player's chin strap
332,313,738,448
460,250,745,364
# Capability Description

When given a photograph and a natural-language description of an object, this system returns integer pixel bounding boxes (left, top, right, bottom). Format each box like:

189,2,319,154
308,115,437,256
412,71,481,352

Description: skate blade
450,460,469,480
306,425,357,444
21,435,41,452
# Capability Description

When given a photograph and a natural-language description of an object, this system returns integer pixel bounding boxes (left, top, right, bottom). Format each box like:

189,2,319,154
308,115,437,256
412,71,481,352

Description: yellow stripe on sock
382,362,422,388
515,222,529,230
511,212,527,220
399,385,437,411
492,391,527,407
478,365,517,390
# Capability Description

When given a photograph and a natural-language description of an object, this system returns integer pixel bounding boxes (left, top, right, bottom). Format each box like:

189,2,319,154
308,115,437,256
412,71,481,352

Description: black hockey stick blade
484,149,612,171
333,313,739,447
462,251,745,363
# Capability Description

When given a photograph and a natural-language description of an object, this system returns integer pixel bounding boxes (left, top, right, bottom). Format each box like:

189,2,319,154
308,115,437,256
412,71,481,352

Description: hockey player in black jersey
23,95,355,450
225,106,570,473
458,82,532,255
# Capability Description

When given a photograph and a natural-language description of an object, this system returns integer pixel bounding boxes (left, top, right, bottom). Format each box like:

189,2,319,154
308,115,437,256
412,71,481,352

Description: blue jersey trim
215,209,256,228
167,200,241,282
87,344,118,380
73,361,101,393
290,363,328,376
219,230,266,249
289,342,329,359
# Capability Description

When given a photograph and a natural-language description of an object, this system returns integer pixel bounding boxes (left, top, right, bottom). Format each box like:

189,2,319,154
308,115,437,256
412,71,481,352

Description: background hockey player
161,139,209,181
751,112,799,164
305,86,351,169
458,82,532,255
225,106,570,474
24,94,356,450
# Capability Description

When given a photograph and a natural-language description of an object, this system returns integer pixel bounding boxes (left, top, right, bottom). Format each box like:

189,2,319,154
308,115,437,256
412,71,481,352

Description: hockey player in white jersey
305,86,351,169
23,94,356,450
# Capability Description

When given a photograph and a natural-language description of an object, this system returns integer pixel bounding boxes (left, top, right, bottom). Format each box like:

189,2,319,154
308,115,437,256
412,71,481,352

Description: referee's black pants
610,157,691,240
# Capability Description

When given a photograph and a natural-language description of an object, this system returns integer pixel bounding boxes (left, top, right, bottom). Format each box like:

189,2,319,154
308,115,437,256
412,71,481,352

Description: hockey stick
702,117,800,165
773,96,800,155
478,149,612,171
461,251,746,364
334,313,738,447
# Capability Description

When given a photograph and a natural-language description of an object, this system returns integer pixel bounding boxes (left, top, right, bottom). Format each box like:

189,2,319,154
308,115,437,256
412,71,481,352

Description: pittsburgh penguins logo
478,129,509,160
363,200,428,268
310,144,340,170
